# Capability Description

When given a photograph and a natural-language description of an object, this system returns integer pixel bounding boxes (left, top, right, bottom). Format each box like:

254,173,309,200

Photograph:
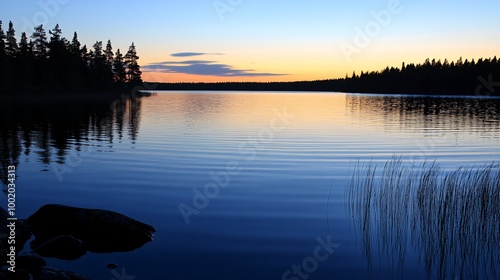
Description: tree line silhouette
342,57,500,95
1,18,498,96
0,20,142,94
155,57,500,96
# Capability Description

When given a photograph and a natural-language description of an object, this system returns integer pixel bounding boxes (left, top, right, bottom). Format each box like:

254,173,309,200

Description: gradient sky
2,0,500,82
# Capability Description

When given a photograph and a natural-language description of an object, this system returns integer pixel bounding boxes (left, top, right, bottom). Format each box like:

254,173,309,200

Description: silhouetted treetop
0,20,142,94
5,21,17,57
124,42,142,84
113,49,126,84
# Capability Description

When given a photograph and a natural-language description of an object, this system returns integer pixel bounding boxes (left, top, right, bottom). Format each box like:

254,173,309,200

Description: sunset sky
2,0,500,82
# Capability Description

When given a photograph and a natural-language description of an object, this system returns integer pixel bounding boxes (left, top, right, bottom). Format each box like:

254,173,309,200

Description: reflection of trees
346,95,500,135
0,94,146,188
347,158,500,280
127,98,142,142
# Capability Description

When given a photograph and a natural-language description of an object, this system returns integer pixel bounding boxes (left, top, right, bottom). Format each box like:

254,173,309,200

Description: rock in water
26,204,156,253
31,235,87,260
0,268,30,280
17,253,46,275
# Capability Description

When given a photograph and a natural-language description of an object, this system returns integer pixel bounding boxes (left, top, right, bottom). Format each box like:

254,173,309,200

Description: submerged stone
0,268,30,280
27,204,156,253
17,253,46,275
31,235,86,261
33,266,90,280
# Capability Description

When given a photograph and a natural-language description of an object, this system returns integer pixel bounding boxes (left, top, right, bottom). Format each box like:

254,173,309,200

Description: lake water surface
1,91,499,279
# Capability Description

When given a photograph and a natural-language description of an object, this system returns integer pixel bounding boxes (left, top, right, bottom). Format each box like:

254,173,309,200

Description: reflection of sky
3,1,500,82
3,92,500,279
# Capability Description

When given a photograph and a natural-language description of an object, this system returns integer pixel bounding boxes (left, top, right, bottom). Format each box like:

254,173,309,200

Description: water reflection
347,158,500,280
0,94,148,188
346,95,500,136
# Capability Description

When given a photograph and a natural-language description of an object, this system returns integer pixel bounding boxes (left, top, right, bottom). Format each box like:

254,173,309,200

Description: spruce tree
67,32,84,88
80,44,91,85
0,21,5,56
17,32,35,90
49,24,62,42
105,40,114,65
48,24,70,88
124,42,142,84
92,41,103,62
32,25,48,59
113,49,126,83
0,21,6,91
70,32,81,54
19,32,30,56
104,40,114,82
5,21,18,57
81,44,91,69
90,41,111,87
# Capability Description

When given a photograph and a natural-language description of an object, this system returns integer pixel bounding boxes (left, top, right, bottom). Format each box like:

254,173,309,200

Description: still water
1,91,499,279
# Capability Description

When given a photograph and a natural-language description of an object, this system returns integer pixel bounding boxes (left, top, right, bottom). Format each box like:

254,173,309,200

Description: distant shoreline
141,81,500,97
145,56,500,96
3,81,499,97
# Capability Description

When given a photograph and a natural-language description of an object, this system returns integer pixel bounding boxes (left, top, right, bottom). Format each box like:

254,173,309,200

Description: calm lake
1,91,500,280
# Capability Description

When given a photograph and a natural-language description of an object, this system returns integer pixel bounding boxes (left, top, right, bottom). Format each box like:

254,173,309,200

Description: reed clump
347,157,500,280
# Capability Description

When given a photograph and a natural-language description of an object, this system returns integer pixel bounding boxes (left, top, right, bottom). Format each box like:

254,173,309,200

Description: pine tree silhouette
0,20,144,94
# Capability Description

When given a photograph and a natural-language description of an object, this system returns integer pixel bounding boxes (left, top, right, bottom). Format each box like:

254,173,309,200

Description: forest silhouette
1,19,499,95
155,57,500,96
0,20,142,94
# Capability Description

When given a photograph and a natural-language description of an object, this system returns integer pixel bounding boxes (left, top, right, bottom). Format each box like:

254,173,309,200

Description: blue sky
2,0,499,82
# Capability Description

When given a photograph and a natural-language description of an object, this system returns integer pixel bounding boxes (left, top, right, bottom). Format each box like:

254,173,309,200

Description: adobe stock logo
340,0,405,62
475,74,500,96
50,145,93,182
213,0,243,21
110,267,135,280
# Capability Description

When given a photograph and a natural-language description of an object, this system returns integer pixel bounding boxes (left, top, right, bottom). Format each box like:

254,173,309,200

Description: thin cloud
170,52,224,57
149,60,216,65
143,60,287,77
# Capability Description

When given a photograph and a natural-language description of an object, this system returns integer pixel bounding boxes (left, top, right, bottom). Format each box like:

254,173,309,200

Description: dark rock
33,266,90,280
31,235,86,260
27,204,156,253
0,268,30,280
0,205,8,221
17,253,46,274
15,219,32,252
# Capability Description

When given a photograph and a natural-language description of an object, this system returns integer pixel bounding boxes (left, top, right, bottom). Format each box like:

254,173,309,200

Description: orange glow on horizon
141,51,500,83
141,71,326,83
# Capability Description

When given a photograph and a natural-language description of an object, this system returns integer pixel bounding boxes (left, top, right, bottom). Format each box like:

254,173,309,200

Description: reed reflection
347,158,500,280
0,94,149,188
